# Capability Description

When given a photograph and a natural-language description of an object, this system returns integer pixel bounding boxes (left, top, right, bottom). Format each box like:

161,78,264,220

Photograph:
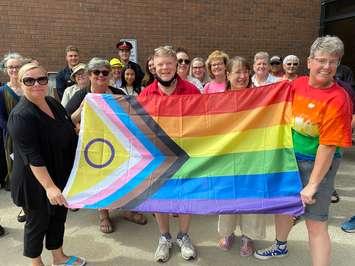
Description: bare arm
30,165,67,207
70,104,83,125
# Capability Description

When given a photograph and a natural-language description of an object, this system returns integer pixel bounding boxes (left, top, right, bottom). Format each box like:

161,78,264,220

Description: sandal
122,211,147,225
52,255,86,266
240,235,254,257
331,190,340,203
99,217,113,233
217,233,235,251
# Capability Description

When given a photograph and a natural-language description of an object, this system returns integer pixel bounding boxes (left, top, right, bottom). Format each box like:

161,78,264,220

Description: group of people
0,35,354,266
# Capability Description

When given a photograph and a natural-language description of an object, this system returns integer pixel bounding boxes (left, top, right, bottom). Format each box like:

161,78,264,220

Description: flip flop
52,255,86,266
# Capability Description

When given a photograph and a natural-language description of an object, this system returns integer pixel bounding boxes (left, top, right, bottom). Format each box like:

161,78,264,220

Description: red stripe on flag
138,81,292,117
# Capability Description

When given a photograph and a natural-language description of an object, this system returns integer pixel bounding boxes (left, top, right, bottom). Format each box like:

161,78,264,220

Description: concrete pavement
1,149,354,266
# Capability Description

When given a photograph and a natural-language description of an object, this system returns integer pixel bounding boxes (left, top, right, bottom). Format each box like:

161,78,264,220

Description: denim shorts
297,158,340,222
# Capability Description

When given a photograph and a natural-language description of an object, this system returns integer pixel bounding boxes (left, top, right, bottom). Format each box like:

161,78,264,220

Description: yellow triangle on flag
67,103,129,197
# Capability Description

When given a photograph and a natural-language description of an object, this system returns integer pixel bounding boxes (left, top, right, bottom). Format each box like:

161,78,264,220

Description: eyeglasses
177,59,191,65
211,62,225,67
75,70,86,77
192,66,205,69
286,63,299,66
22,76,48,86
7,65,21,70
270,62,281,65
231,70,250,75
91,70,110,76
312,57,339,67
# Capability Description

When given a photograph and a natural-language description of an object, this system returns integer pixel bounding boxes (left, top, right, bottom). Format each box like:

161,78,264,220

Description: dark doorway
321,0,355,83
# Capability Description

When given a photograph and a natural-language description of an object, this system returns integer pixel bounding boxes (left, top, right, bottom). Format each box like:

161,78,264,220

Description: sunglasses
286,63,299,66
22,76,48,86
177,59,191,65
91,70,110,76
270,62,281,65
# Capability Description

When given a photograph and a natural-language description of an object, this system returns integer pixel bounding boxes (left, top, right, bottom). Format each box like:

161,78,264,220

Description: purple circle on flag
84,138,115,168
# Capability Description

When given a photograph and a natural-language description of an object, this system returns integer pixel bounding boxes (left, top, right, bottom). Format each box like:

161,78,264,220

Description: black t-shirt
65,86,125,116
7,96,78,210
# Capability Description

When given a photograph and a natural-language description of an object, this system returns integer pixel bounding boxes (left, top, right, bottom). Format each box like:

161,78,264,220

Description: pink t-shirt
203,80,226,94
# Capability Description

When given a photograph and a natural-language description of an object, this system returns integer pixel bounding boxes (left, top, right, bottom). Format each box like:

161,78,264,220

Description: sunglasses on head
177,59,191,65
270,61,281,65
22,76,48,86
286,62,299,66
91,70,110,76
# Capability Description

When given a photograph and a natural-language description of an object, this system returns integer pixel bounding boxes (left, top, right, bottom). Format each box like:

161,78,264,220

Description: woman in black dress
7,63,85,266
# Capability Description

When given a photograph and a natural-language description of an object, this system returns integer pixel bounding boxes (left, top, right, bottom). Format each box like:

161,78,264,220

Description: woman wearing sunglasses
65,58,127,234
281,55,300,81
7,63,85,266
176,48,203,91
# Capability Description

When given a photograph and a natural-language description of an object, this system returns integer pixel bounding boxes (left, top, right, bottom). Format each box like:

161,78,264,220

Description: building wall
0,0,320,80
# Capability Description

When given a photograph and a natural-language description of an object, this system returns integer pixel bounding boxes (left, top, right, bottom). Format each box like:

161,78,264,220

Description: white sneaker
154,235,172,262
176,234,197,260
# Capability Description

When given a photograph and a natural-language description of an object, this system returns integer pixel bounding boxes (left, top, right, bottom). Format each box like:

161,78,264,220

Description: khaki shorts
297,158,340,222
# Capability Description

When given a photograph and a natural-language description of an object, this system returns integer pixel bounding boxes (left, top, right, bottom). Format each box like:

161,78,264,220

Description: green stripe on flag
173,148,298,179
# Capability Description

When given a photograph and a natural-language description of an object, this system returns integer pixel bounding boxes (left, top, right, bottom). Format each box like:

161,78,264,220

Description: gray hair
309,35,344,59
153,45,177,59
189,57,210,84
87,57,111,72
283,55,300,65
1,52,25,72
254,51,269,63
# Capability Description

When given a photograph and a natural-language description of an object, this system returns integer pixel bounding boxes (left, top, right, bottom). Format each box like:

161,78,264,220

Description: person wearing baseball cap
269,55,284,78
109,58,124,89
281,55,300,81
116,40,144,86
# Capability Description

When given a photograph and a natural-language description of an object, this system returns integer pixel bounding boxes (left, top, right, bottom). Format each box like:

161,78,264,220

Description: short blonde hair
153,45,177,59
18,62,46,83
206,50,229,79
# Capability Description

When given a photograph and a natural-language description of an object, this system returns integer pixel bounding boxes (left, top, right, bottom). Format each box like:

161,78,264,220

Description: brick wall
0,0,320,81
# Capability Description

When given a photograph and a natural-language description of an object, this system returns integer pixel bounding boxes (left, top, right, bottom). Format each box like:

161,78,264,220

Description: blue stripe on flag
151,171,302,199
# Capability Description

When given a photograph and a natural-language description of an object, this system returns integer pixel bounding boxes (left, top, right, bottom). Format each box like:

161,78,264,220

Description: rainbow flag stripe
63,81,304,216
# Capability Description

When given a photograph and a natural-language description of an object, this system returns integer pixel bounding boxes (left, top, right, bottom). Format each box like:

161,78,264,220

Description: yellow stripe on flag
67,103,129,197
172,125,292,157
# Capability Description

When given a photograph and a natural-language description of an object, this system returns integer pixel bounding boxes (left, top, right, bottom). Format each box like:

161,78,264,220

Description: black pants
23,206,68,258
0,134,7,187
